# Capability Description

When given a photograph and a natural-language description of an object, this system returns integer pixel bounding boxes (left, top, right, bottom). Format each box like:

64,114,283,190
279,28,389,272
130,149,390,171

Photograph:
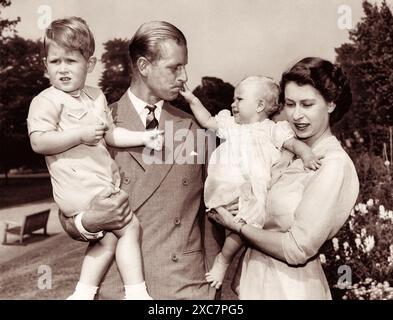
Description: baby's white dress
204,110,294,227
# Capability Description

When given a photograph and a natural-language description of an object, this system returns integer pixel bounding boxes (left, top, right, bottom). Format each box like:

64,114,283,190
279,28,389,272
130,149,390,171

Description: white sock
66,282,99,300
124,281,153,300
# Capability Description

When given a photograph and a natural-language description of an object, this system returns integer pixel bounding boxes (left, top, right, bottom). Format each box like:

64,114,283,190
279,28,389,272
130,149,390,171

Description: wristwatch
74,211,104,241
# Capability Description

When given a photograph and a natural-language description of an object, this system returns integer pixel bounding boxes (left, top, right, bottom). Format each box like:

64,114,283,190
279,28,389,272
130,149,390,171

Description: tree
98,38,130,104
192,76,234,115
335,0,393,155
0,30,50,180
0,0,20,41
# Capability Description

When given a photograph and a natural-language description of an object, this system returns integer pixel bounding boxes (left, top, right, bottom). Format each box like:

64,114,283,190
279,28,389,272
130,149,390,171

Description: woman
209,57,359,299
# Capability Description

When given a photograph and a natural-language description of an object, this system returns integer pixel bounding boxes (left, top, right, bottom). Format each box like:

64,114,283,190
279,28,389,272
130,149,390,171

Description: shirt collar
127,88,164,114
52,86,94,100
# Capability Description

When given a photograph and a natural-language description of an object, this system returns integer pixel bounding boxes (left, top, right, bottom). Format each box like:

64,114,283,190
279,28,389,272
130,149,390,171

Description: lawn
0,176,53,209
0,175,238,300
0,232,238,300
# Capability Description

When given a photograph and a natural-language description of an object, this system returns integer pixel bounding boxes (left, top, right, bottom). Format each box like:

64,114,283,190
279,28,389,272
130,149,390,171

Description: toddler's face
231,83,260,124
45,42,95,95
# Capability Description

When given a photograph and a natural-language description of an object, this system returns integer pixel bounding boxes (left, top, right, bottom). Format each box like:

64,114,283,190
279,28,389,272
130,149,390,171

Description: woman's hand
207,207,240,233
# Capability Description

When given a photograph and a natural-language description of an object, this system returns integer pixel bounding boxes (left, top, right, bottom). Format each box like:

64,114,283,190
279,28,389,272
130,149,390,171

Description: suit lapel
113,93,149,171
131,102,192,211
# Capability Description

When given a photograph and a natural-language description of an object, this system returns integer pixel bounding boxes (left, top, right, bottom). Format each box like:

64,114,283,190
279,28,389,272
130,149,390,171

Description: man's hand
82,187,133,232
80,122,108,146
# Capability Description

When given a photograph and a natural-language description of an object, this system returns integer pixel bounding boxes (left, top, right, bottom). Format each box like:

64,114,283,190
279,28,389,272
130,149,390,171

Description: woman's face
283,81,333,147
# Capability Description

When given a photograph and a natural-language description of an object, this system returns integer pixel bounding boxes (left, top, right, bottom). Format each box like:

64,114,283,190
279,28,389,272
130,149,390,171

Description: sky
2,0,392,90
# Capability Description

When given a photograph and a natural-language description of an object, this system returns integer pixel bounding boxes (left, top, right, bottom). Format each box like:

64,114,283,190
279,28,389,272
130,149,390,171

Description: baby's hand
302,153,324,171
179,84,197,103
143,129,164,151
80,122,108,145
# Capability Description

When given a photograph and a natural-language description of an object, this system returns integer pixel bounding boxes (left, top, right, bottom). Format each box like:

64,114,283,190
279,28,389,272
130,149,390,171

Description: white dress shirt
127,88,164,127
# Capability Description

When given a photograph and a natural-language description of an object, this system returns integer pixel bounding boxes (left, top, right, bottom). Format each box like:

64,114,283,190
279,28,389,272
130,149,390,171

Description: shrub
321,200,393,299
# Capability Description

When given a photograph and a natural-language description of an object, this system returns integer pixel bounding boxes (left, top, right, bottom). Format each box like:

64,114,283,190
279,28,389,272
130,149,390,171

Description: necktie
145,105,158,130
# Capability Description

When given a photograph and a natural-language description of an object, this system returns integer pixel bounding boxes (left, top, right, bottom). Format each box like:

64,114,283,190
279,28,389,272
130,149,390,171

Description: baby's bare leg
67,233,117,300
112,216,152,299
206,232,243,289
112,216,143,285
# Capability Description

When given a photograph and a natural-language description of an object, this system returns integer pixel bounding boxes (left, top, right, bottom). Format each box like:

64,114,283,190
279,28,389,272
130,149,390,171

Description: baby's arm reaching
30,123,107,155
283,137,323,170
179,84,218,130
105,127,164,151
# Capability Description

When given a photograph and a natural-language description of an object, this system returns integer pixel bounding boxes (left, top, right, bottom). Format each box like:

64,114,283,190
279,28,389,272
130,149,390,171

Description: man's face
145,39,188,101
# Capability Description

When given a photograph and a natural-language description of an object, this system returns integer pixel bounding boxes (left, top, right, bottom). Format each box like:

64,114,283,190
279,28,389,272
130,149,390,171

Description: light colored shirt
238,135,359,299
27,86,121,216
127,88,164,126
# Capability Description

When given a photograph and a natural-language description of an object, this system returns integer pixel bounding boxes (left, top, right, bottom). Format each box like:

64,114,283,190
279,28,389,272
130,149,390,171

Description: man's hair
43,16,95,60
128,21,187,69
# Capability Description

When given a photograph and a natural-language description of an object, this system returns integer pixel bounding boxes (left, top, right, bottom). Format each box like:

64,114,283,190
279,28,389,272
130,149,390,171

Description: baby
180,76,321,288
27,17,162,300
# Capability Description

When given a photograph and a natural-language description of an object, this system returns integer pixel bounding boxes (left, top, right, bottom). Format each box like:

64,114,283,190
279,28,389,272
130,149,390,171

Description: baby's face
44,42,95,96
231,83,260,124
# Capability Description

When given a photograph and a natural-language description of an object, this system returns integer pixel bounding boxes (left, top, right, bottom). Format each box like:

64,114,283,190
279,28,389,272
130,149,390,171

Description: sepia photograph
0,0,392,304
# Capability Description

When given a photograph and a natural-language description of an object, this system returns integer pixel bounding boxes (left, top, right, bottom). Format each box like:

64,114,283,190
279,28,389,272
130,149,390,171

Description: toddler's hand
143,129,164,151
80,122,108,145
179,84,198,103
303,154,324,171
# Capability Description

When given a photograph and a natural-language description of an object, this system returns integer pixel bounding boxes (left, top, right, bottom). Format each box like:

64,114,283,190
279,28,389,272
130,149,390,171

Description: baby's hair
239,76,281,115
44,16,95,60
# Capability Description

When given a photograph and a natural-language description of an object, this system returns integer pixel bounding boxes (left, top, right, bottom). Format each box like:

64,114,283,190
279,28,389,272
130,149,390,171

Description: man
59,21,224,299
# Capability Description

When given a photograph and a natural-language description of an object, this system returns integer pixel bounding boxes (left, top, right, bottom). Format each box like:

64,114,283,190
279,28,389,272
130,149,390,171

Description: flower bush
321,200,393,300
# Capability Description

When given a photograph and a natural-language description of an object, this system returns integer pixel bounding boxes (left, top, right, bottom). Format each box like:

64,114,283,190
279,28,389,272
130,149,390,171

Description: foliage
193,77,234,116
0,0,20,39
0,36,49,175
335,0,393,155
98,38,130,105
321,200,393,299
328,4,393,298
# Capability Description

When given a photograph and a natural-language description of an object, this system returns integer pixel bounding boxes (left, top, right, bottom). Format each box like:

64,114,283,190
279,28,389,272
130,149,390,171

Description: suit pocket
182,249,203,256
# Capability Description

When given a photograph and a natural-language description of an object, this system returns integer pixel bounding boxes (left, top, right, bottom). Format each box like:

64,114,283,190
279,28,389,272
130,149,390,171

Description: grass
0,175,238,299
0,176,53,209
0,232,238,300
0,234,84,299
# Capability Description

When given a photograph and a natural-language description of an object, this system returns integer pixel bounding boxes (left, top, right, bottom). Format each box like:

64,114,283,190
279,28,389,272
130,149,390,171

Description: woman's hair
128,21,187,69
44,16,95,60
279,57,352,124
